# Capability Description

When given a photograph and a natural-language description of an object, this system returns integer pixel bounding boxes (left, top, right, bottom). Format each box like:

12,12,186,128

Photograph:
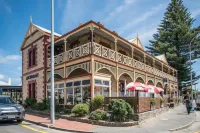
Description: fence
104,97,167,114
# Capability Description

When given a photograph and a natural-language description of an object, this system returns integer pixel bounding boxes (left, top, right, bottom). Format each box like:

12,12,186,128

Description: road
0,120,71,133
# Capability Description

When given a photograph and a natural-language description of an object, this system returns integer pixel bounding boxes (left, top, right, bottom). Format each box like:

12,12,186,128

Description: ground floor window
94,79,110,97
47,83,64,104
66,79,91,105
28,82,36,99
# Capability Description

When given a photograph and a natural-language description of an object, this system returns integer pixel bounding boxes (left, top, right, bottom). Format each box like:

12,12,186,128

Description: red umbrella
126,82,147,92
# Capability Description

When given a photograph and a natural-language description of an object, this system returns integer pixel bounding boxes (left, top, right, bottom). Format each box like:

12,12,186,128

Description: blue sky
0,0,200,88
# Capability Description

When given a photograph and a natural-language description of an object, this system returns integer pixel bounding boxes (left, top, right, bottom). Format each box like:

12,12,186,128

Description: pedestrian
185,97,192,114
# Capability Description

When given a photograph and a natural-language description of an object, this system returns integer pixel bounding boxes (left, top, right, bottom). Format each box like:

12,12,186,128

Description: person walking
185,97,192,114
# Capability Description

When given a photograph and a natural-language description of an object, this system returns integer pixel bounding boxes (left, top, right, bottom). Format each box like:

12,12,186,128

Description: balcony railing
47,42,91,66
47,42,177,82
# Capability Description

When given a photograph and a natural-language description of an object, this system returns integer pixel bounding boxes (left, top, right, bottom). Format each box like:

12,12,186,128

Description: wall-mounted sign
26,73,39,80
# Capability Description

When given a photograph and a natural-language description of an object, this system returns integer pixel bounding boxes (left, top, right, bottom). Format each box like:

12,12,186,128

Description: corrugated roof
0,81,9,85
33,24,62,37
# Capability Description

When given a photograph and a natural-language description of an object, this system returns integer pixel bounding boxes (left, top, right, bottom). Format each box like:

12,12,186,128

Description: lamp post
50,0,55,124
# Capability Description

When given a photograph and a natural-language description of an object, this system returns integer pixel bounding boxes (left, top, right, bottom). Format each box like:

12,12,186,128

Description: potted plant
160,97,164,108
150,98,156,110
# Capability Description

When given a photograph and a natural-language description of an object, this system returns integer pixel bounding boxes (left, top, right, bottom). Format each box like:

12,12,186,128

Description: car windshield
0,97,16,104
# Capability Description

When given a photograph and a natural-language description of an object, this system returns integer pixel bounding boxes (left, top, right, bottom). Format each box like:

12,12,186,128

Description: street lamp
50,0,55,124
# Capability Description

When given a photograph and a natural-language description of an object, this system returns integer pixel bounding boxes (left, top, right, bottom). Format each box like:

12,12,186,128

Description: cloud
126,24,158,47
103,0,136,22
191,8,200,18
0,55,21,64
0,74,4,80
117,4,164,35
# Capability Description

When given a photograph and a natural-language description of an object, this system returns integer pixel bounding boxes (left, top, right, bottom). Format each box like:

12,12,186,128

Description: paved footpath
91,105,195,133
174,111,200,133
25,105,195,133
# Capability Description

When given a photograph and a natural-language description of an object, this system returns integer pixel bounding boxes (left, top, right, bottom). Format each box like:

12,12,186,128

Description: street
0,121,70,133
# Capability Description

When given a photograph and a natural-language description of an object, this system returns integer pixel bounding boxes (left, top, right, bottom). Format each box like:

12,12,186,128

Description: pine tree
146,0,200,90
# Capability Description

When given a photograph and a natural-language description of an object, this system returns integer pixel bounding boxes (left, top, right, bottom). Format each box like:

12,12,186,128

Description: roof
20,22,62,50
155,54,168,64
33,24,62,37
0,95,10,97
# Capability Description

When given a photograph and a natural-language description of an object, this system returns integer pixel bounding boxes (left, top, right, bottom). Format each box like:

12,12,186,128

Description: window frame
28,46,37,68
66,78,91,105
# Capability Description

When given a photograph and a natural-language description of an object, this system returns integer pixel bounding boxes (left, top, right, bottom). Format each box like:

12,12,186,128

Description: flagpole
50,0,55,124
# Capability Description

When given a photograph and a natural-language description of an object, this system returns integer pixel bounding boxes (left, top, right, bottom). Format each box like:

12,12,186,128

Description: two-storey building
21,20,178,105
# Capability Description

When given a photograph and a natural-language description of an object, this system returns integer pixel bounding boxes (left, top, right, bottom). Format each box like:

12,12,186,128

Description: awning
125,82,148,92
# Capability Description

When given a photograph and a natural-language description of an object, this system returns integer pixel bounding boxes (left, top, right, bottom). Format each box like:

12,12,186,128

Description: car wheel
17,119,23,123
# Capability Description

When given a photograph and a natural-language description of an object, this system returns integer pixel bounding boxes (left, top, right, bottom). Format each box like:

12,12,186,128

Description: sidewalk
25,114,96,132
91,105,195,133
25,105,195,133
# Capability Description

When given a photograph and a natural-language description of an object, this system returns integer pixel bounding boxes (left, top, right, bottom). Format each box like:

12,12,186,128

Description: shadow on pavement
0,120,20,126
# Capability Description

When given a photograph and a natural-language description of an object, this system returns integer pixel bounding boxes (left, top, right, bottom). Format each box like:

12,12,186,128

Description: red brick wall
138,97,150,113
155,98,161,109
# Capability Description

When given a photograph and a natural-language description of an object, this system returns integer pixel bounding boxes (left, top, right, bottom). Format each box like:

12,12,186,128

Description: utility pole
50,0,55,124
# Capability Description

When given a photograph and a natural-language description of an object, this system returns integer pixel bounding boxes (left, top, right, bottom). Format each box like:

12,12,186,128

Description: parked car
0,95,25,122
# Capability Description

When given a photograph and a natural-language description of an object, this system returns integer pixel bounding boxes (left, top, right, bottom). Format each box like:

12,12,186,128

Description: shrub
150,98,156,106
89,109,107,120
71,104,89,117
64,109,71,115
37,102,46,111
92,95,104,109
108,99,133,122
24,98,37,108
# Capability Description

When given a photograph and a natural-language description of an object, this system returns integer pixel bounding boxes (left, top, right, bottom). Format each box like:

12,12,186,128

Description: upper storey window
28,46,37,68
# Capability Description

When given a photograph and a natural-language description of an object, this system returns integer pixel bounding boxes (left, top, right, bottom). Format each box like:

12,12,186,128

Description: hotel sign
26,73,39,80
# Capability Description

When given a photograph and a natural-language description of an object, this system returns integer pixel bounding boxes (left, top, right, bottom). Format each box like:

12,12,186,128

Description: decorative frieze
94,61,116,78
135,73,145,82
66,62,91,78
118,68,133,80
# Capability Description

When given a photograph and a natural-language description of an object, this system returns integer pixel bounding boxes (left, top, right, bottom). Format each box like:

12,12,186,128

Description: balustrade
47,42,177,82
47,42,91,66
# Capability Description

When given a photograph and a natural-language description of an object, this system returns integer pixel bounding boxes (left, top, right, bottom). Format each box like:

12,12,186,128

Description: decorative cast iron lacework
65,62,91,78
94,61,116,78
118,68,133,80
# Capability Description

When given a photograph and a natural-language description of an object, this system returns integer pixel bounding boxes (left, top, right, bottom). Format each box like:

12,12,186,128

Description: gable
128,37,144,50
20,23,61,51
20,23,44,50
155,54,168,64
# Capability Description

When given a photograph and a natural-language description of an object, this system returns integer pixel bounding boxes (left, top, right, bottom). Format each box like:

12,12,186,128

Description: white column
64,40,67,52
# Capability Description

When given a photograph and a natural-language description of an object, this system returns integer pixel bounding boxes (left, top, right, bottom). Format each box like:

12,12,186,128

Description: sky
0,0,200,89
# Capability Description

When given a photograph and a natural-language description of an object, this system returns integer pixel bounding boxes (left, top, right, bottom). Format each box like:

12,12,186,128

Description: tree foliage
146,0,200,89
